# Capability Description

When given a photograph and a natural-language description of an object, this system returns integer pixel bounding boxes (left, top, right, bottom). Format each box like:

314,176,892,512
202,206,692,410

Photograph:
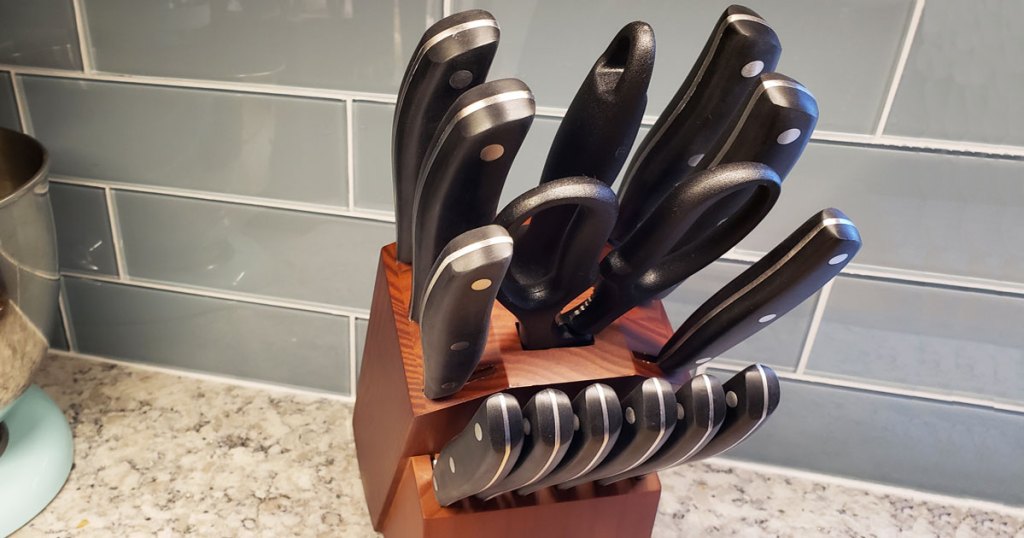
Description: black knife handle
612,5,781,244
433,393,525,506
689,364,780,462
517,383,623,496
420,225,513,400
478,388,575,499
558,377,676,489
393,10,500,263
494,177,618,350
564,162,781,336
657,208,861,374
410,79,535,321
515,22,655,275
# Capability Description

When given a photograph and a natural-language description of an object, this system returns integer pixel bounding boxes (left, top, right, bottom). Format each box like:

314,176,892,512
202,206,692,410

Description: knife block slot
353,244,675,537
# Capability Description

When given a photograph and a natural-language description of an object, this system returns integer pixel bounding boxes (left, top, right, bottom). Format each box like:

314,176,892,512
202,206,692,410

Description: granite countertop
14,354,1024,537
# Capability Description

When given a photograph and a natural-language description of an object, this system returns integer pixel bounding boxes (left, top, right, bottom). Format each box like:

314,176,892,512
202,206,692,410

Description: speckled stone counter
14,355,1024,537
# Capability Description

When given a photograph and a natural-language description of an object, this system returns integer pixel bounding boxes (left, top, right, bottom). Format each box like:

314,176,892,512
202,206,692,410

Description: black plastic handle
689,364,781,462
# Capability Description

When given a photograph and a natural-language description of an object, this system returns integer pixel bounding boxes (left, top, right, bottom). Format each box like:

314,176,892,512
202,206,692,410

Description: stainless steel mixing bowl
0,127,59,420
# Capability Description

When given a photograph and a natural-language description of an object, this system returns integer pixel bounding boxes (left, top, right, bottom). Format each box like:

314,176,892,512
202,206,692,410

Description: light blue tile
808,277,1024,404
352,101,395,212
64,276,351,393
0,0,82,70
21,76,348,206
886,1,1024,145
48,183,117,276
82,0,440,94
705,372,1024,506
115,192,394,310
355,318,368,379
0,72,19,131
453,0,912,134
735,142,1024,284
662,261,814,372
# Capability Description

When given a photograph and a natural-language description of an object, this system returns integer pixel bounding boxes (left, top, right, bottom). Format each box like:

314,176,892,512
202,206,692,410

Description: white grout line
794,280,834,374
442,0,452,18
49,175,396,223
701,457,1024,518
103,187,128,280
9,74,31,134
69,0,94,73
345,98,356,211
348,315,359,398
50,349,357,403
61,270,371,319
57,282,76,352
874,0,927,137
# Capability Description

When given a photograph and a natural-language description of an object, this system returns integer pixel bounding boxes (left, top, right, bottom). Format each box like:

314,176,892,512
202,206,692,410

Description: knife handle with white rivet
688,364,780,462
657,208,861,374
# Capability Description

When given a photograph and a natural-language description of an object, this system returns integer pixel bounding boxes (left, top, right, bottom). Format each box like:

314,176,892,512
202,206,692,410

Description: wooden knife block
353,244,675,537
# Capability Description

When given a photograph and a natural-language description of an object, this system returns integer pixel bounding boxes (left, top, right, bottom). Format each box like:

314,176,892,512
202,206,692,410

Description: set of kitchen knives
391,5,863,502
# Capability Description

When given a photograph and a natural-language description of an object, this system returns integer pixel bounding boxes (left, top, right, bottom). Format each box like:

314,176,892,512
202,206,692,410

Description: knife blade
687,364,780,462
393,9,500,263
516,383,623,496
419,225,514,400
613,5,781,244
598,373,725,484
410,79,535,321
657,208,861,374
477,388,575,499
494,176,618,350
515,21,654,270
557,377,676,489
563,162,781,337
433,392,525,506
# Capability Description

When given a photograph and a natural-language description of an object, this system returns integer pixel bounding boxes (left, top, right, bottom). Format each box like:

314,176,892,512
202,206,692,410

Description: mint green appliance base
0,386,73,536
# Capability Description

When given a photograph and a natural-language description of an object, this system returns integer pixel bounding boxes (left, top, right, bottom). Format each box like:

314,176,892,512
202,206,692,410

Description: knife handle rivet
523,418,532,436
572,415,580,431
687,153,704,167
480,144,505,162
741,60,765,78
471,278,493,291
676,403,685,420
624,407,636,425
474,423,483,441
757,314,777,323
449,70,473,90
777,128,802,145
726,391,739,408
450,341,470,351
828,253,849,265
449,457,456,473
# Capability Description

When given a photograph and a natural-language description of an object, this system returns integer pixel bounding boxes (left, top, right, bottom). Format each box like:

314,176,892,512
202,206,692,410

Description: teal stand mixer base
0,386,74,536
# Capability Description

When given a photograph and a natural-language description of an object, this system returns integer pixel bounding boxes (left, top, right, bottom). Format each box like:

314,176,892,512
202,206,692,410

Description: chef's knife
410,79,535,321
598,374,725,484
557,377,676,489
516,21,654,270
563,162,781,336
517,383,623,496
688,364,780,462
393,10,500,263
477,388,575,499
657,208,861,374
433,393,524,506
495,176,618,350
613,5,781,244
419,225,514,400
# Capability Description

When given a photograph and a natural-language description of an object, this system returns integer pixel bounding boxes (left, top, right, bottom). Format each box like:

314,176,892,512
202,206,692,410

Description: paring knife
688,364,780,462
433,393,524,506
613,5,781,244
494,176,618,350
410,79,535,321
477,388,575,499
563,162,781,337
557,377,676,489
657,208,861,374
598,374,725,484
393,10,500,263
517,383,623,496
515,21,655,270
419,225,513,400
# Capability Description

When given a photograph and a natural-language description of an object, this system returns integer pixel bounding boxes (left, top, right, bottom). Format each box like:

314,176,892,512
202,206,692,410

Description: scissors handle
495,176,618,349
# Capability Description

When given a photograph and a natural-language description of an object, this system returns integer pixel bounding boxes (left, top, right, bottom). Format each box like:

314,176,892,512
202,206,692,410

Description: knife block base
353,244,677,535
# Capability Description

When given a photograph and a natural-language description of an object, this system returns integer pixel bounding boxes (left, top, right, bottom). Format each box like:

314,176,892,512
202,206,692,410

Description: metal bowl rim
0,127,50,210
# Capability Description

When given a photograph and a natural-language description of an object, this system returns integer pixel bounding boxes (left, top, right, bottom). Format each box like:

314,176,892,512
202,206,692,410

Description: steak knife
613,5,781,243
393,10,500,263
410,79,535,321
598,374,725,484
657,208,861,374
433,393,524,506
517,383,623,496
557,377,676,489
688,364,780,462
477,388,575,499
516,21,654,270
419,225,514,400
